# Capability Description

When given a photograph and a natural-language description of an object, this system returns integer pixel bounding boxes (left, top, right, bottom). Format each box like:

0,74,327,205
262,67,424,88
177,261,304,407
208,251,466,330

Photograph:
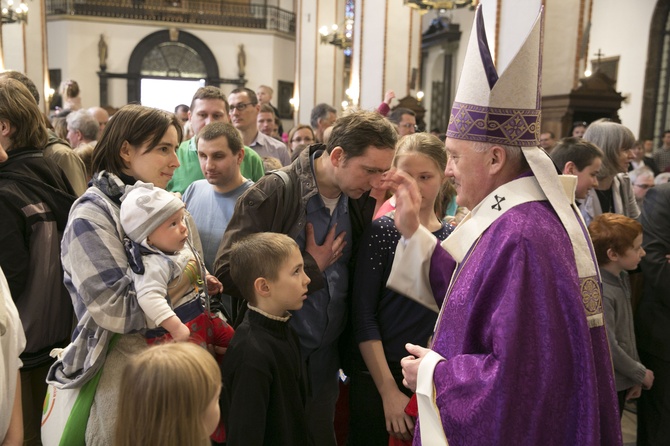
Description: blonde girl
349,133,453,445
115,342,221,446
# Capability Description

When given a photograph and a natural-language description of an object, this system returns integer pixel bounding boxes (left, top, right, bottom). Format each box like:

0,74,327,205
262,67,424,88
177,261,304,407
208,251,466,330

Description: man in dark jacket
215,110,397,446
636,182,670,445
0,70,87,196
0,78,76,445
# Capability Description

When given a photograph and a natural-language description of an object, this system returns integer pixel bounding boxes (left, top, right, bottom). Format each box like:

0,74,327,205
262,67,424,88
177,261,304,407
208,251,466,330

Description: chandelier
404,0,478,12
1,0,28,24
319,18,354,53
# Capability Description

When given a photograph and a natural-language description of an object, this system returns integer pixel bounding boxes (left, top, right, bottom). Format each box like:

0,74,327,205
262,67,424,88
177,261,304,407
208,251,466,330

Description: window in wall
140,78,205,112
141,42,207,78
654,11,670,144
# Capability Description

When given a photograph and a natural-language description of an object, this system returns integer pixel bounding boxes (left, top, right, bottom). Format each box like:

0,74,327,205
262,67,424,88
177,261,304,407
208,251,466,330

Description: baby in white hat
120,182,197,342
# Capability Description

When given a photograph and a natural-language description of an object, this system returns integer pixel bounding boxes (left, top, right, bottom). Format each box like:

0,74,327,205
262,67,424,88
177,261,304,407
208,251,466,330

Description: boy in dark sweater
588,213,654,416
221,233,311,446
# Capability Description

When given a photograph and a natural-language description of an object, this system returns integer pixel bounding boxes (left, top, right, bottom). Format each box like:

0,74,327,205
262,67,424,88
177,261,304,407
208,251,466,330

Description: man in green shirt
168,86,265,195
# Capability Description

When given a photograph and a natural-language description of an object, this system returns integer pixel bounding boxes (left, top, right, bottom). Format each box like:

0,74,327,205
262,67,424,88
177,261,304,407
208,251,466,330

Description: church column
350,0,423,110
295,0,343,124
295,0,421,120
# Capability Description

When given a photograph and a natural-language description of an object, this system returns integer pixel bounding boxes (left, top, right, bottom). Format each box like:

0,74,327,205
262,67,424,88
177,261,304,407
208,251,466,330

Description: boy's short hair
259,103,275,116
190,86,228,113
229,87,258,105
229,233,299,304
196,121,243,155
550,137,603,171
588,213,643,266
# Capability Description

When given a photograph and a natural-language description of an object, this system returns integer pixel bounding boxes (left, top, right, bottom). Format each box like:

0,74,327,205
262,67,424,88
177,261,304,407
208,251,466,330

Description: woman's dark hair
91,104,182,176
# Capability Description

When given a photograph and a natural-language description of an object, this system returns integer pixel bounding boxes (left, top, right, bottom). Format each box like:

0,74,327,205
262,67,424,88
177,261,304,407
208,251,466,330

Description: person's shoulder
269,136,288,151
243,145,263,160
69,188,118,222
258,132,284,149
225,324,276,366
369,215,397,232
185,179,211,195
236,179,254,195
44,141,75,158
178,138,192,151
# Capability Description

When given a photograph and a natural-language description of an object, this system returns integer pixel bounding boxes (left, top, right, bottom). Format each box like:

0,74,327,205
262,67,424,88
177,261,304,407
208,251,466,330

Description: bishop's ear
488,145,507,173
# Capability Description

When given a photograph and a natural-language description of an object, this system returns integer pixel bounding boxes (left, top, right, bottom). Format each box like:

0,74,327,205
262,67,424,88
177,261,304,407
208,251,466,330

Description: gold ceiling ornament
319,18,354,52
403,0,478,13
1,0,28,24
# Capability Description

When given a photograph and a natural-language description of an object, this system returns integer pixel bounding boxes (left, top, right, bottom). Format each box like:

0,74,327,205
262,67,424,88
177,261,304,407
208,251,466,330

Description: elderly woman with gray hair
579,119,639,225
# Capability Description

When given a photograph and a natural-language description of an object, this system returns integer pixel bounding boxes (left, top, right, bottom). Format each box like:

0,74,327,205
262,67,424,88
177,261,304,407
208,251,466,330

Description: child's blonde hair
230,232,299,304
393,133,452,217
115,342,221,446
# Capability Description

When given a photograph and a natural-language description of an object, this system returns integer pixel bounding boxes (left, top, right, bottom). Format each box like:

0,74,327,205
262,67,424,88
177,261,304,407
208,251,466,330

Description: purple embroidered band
447,102,540,146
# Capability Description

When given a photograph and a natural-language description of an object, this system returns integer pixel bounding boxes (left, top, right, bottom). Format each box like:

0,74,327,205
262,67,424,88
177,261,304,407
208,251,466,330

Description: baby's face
147,208,189,253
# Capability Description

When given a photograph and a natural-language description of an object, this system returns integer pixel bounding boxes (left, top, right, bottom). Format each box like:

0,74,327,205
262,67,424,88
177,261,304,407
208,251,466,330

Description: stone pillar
295,0,421,121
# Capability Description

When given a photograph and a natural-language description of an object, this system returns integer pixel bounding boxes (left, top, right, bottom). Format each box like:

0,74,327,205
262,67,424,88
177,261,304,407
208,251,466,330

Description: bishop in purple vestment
381,2,621,445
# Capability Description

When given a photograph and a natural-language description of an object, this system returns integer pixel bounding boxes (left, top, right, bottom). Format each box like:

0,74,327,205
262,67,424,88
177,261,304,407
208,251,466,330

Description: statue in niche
237,44,246,79
98,34,108,70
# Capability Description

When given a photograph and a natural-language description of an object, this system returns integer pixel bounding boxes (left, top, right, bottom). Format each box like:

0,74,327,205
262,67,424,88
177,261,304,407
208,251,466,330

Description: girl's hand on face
381,169,422,239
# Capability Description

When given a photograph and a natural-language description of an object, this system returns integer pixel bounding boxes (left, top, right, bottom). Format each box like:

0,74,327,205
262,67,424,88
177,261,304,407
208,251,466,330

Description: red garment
146,308,234,443
388,395,418,446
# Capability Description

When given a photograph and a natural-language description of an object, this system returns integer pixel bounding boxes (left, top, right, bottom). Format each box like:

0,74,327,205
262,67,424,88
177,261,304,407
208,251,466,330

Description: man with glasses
388,107,416,137
630,166,655,208
229,88,291,166
168,86,265,195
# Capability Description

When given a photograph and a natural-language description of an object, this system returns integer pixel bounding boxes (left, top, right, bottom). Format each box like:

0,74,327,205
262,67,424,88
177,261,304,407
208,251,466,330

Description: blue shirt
183,179,253,271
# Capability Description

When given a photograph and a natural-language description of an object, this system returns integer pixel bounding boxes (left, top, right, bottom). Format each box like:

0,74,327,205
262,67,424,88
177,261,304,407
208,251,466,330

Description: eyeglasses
229,102,255,112
291,137,314,144
634,183,654,190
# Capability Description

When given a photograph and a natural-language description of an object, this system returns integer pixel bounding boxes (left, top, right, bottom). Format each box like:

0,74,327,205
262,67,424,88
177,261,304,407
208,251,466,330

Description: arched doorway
126,29,219,105
640,0,670,144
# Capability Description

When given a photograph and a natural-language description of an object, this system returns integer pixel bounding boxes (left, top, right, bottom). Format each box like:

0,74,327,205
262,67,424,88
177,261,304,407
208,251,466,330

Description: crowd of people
2,7,670,446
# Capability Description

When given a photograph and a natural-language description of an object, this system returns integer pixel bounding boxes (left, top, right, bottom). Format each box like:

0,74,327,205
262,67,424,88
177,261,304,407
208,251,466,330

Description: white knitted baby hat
120,181,184,244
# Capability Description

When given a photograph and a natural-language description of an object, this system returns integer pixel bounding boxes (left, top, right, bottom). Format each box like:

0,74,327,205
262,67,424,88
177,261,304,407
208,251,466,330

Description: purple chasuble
417,200,621,445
